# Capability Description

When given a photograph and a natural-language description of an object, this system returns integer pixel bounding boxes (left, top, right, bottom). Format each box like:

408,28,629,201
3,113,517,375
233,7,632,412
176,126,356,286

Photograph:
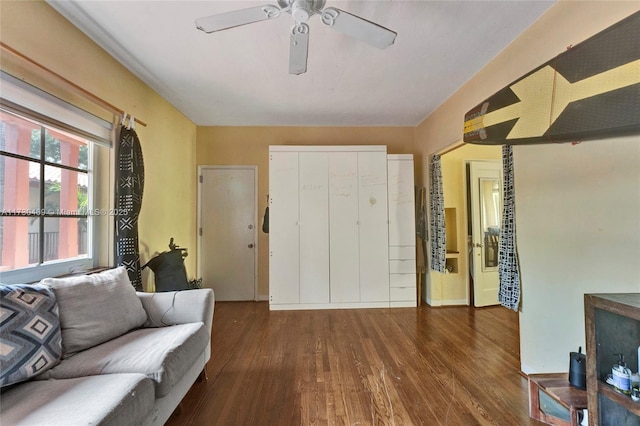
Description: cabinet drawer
390,274,416,288
389,246,416,260
389,259,416,273
538,388,571,423
390,286,416,302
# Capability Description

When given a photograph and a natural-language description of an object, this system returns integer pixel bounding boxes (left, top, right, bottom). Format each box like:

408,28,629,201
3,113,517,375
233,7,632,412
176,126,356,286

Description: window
0,71,113,283
1,109,93,272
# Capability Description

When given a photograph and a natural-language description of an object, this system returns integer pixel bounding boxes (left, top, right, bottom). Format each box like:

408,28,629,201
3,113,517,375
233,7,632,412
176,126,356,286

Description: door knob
248,243,254,248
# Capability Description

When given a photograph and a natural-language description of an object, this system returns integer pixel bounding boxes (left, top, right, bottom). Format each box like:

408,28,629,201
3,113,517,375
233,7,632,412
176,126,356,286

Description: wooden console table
529,373,588,426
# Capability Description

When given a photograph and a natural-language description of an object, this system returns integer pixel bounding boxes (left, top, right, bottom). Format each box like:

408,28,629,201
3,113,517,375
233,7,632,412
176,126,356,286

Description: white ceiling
47,0,555,127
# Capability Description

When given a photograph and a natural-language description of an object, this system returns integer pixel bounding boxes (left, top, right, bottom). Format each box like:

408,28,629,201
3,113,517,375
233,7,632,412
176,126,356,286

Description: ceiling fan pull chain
321,8,339,27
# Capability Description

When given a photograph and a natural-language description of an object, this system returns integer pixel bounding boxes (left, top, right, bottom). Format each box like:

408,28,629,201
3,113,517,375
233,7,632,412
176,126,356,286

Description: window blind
0,71,113,147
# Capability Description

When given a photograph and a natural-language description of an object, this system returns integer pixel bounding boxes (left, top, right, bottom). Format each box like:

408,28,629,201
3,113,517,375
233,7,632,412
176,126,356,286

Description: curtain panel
429,155,447,273
498,145,521,311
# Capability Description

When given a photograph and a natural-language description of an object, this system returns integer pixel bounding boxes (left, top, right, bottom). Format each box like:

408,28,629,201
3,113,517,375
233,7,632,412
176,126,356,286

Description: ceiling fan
195,0,397,75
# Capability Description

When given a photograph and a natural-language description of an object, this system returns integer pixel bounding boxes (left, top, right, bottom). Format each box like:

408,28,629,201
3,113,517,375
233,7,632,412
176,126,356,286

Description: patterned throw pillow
0,284,62,387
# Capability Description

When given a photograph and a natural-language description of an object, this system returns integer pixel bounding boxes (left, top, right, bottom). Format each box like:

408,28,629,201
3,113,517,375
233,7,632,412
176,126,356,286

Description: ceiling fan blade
289,23,309,75
320,7,396,49
196,5,282,33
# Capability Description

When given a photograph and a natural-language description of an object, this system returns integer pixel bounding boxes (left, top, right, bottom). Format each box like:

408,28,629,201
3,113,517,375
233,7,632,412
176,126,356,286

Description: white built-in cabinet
387,155,417,307
269,146,414,310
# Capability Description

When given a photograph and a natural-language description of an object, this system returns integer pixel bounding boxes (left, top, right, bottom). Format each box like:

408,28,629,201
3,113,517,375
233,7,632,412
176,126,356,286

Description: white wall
516,135,640,373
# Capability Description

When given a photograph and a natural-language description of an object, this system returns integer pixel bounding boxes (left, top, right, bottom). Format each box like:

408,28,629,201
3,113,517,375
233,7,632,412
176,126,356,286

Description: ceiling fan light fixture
291,0,313,22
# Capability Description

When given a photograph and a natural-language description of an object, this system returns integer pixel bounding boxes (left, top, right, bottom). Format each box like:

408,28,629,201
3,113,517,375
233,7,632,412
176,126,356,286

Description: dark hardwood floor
167,302,542,425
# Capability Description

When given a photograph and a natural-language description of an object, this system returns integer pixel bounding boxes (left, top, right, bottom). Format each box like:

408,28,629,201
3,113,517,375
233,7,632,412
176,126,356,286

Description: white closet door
328,152,360,303
299,152,330,304
358,151,390,302
269,151,300,305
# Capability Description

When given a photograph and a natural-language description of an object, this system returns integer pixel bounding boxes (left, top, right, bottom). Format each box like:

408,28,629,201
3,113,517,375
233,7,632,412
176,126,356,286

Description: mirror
480,177,501,270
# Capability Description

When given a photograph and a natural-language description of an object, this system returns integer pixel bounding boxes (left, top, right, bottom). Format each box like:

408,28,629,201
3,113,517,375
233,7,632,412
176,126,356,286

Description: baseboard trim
269,302,390,311
426,298,441,307
426,298,468,307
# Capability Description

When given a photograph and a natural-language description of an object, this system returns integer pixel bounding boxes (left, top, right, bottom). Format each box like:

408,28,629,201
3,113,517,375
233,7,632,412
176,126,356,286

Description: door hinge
199,175,203,183
199,228,203,236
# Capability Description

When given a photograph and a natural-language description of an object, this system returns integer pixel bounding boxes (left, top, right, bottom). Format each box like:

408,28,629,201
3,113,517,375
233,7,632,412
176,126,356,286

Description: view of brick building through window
1,109,89,271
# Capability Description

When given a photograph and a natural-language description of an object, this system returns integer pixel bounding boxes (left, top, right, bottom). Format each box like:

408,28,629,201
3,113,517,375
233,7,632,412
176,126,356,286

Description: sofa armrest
137,289,214,336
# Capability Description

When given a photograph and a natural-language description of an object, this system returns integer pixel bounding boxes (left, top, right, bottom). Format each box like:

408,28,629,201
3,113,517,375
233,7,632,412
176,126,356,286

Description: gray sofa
0,267,214,426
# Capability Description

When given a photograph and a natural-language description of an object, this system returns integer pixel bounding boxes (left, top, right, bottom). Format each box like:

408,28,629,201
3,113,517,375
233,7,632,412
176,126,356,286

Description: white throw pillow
40,267,147,358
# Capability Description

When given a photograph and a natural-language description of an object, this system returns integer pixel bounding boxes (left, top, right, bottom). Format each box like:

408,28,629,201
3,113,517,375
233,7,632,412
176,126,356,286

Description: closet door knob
248,244,254,248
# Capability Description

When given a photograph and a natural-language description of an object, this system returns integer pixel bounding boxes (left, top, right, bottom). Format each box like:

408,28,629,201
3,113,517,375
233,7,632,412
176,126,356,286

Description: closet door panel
358,151,390,302
269,151,300,304
328,152,360,303
387,158,416,246
299,152,330,304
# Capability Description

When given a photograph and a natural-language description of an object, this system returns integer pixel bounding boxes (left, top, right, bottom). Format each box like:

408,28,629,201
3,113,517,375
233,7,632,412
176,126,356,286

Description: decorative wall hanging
115,116,145,290
463,11,640,145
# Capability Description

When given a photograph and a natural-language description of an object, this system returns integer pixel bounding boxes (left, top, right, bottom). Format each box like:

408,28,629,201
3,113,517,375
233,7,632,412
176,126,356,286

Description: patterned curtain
429,155,446,273
498,145,520,311
115,124,145,290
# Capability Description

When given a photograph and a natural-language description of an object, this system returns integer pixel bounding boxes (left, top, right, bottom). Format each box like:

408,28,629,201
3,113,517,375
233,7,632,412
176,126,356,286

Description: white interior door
199,166,257,301
469,161,503,307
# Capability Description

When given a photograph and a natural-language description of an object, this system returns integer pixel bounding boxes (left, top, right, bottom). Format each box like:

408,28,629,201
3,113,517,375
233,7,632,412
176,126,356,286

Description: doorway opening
426,143,501,307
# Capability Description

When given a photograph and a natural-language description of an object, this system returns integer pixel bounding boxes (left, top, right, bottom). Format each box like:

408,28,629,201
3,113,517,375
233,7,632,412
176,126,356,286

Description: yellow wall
0,1,198,290
414,2,640,372
196,126,415,297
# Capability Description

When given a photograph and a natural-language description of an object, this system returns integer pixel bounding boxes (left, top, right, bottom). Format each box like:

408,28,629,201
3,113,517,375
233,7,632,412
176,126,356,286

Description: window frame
0,70,113,284
1,111,98,283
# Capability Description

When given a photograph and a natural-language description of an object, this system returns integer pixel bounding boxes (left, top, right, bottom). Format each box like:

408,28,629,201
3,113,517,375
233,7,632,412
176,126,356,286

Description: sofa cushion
40,267,147,358
37,322,209,397
0,374,154,426
0,284,62,387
